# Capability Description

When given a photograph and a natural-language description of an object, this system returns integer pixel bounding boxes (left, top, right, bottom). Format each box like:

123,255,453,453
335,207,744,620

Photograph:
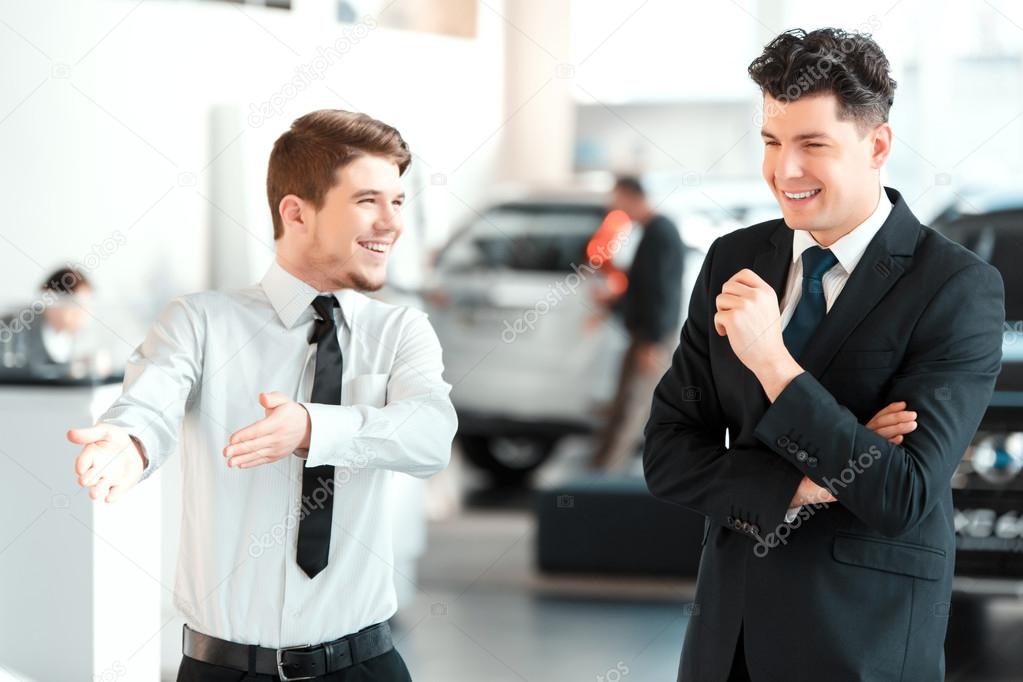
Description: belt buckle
277,643,316,681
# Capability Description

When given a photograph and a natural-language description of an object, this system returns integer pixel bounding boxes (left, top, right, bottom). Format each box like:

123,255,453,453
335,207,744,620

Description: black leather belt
182,622,394,681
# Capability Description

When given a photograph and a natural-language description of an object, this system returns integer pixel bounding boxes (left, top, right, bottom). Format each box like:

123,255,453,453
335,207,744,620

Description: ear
869,122,893,169
278,194,310,238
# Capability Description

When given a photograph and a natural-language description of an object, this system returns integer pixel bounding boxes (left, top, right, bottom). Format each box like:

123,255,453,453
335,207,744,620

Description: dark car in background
931,188,1023,677
931,190,1023,575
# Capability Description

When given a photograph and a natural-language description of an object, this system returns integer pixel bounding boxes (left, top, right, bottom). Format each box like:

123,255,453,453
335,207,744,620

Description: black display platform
535,474,705,577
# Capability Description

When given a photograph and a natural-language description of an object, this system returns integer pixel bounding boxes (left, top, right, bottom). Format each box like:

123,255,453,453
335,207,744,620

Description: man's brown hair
748,28,897,133
266,110,411,240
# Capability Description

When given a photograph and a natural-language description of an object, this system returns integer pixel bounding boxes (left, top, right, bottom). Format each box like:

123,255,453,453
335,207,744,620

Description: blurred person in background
0,267,92,375
67,110,457,682
644,28,1004,681
590,175,685,471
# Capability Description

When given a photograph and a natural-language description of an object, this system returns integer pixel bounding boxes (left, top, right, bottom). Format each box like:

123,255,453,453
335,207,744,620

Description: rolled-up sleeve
302,310,457,478
99,297,204,481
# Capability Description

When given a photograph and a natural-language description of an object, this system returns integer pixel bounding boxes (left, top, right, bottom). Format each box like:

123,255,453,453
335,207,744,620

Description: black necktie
296,294,342,579
782,245,839,359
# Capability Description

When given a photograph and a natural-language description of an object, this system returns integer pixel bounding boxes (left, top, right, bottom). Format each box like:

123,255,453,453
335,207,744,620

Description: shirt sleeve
301,310,457,478
98,297,204,482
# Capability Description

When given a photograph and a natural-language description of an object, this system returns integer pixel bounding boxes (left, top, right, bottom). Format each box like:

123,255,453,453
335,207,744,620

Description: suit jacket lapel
799,187,921,377
742,187,922,412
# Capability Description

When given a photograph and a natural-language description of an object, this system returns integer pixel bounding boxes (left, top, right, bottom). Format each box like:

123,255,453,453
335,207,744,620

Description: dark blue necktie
783,246,838,358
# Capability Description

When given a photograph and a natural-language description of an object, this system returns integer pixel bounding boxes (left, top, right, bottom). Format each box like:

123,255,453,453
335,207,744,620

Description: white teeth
784,189,821,200
360,242,389,253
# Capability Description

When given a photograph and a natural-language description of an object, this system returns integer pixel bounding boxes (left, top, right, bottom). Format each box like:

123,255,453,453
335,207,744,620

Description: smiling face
760,93,892,245
277,154,405,292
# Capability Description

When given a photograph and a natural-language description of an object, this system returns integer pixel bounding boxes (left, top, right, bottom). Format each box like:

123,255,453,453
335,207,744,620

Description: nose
376,202,401,229
774,146,804,184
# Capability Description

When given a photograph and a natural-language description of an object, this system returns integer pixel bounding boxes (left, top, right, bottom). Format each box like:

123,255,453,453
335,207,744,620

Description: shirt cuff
784,506,802,523
102,419,158,481
301,402,363,468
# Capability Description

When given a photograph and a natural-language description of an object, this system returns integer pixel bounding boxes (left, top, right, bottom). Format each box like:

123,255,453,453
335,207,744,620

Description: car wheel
458,434,557,482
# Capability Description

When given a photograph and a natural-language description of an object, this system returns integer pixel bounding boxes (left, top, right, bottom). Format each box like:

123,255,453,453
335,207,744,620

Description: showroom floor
394,510,691,682
155,440,1023,682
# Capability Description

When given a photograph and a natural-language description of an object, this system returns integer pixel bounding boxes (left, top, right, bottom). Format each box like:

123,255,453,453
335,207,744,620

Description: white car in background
421,182,776,482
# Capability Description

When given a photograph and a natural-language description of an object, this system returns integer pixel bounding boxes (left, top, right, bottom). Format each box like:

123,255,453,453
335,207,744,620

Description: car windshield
438,204,607,273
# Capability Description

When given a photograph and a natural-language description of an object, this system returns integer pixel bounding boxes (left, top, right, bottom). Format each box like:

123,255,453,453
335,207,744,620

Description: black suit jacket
644,187,1004,682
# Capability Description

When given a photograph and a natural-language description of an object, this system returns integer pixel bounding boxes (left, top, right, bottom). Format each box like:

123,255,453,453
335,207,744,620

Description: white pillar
498,0,575,185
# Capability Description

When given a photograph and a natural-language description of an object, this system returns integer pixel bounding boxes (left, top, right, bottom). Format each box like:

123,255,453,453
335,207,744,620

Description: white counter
0,382,161,681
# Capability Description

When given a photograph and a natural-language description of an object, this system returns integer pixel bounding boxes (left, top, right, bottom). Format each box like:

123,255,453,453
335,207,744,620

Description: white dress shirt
781,187,892,523
99,259,457,647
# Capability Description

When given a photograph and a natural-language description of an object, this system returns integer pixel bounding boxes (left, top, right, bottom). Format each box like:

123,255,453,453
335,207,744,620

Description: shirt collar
791,186,893,274
260,259,361,330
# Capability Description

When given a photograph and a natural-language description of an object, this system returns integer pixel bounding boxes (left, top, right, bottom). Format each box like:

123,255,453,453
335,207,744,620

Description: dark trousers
728,625,751,681
176,648,412,682
591,334,671,470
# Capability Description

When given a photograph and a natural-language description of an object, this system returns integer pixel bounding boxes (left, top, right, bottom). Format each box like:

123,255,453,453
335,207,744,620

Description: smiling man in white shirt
68,110,457,681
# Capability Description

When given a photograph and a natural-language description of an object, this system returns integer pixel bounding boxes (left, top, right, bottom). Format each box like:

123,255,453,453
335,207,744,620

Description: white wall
0,0,507,343
568,0,1023,223
1,4,509,677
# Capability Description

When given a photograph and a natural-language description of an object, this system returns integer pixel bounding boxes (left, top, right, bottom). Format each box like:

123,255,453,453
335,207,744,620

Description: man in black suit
592,176,684,470
644,28,1004,681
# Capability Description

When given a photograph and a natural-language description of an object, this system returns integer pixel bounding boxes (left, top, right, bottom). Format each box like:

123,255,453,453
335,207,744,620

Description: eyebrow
761,130,833,142
351,189,406,200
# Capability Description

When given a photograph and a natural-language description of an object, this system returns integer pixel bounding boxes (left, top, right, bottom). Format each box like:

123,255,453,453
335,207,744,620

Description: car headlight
972,433,1023,484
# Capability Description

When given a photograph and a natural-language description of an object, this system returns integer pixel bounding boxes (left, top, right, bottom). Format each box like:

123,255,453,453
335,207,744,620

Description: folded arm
754,263,1004,537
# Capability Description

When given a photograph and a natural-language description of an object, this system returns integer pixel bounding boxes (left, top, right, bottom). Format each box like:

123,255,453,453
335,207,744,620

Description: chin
780,211,809,230
347,271,386,292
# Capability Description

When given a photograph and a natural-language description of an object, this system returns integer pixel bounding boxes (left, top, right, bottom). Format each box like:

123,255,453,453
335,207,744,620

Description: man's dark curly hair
748,28,897,133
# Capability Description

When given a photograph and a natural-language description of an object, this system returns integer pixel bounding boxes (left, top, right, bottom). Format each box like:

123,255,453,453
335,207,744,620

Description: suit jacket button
807,456,819,467
796,450,808,462
751,524,761,536
741,521,750,532
787,442,799,454
727,515,735,525
734,519,743,529
777,436,790,447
